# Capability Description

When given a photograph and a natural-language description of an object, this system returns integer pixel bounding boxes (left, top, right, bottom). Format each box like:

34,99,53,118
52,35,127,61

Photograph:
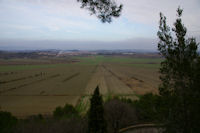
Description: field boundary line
0,72,45,84
62,72,80,82
0,74,60,94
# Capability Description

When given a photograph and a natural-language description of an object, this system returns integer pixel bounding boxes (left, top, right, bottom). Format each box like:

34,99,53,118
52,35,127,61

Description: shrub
53,104,78,119
132,93,163,122
0,111,18,133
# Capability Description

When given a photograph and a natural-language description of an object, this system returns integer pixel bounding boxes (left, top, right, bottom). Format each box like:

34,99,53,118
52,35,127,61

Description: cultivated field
0,56,161,117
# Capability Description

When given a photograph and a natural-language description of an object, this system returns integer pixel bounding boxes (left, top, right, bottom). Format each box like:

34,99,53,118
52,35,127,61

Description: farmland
0,55,161,117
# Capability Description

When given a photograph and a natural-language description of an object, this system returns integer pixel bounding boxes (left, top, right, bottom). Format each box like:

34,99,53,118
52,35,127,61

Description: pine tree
77,0,122,23
157,7,200,133
88,86,107,133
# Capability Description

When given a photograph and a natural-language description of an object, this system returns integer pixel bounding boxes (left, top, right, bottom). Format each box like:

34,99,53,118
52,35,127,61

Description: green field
0,56,161,117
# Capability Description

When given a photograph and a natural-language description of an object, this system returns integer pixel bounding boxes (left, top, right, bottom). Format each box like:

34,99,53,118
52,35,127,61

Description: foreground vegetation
156,7,200,133
0,89,163,133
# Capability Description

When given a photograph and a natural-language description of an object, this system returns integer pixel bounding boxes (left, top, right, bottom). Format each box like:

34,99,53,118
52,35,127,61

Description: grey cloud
119,0,200,30
0,0,199,51
116,0,200,39
2,0,200,30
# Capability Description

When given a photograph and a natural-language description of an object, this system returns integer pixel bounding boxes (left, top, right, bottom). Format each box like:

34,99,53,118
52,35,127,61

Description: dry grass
0,56,161,117
104,63,160,95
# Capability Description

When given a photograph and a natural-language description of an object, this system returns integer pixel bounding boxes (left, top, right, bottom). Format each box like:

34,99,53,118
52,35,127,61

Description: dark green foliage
53,104,78,119
120,94,163,123
133,94,164,123
0,111,18,133
191,57,200,132
37,114,43,120
77,0,123,23
15,105,85,133
53,107,64,118
157,7,200,133
88,86,107,133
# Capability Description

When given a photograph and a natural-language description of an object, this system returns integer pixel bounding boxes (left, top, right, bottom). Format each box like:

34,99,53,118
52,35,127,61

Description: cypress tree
88,86,107,133
157,7,200,133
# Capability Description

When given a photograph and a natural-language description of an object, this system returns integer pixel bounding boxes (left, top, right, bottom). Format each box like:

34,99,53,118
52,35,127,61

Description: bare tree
104,99,138,133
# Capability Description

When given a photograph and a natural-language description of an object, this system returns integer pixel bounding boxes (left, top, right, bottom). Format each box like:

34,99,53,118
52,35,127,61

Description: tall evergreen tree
157,7,200,133
88,86,107,133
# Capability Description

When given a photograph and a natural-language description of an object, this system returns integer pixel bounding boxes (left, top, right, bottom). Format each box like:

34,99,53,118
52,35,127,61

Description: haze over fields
0,0,200,50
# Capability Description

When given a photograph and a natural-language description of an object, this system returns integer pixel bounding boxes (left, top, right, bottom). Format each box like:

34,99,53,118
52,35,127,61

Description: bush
118,93,164,123
132,93,163,122
0,111,18,133
53,104,78,119
53,107,64,118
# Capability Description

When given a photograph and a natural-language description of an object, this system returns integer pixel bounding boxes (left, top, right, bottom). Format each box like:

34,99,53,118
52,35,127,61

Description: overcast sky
0,0,199,50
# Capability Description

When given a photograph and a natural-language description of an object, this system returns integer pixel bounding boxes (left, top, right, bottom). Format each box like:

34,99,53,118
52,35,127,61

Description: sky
0,0,200,50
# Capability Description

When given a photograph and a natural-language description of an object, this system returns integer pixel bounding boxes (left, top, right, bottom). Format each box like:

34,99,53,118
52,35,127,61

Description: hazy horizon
0,0,200,50
0,38,159,51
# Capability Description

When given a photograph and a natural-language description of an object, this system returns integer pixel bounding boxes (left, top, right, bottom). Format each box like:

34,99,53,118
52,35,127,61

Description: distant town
0,49,160,59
